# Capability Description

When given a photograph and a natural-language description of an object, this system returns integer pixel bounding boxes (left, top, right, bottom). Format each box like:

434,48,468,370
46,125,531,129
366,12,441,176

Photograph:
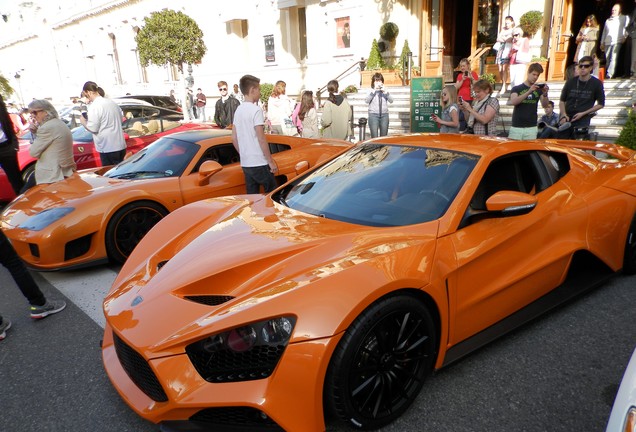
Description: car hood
2,171,144,226
104,196,439,354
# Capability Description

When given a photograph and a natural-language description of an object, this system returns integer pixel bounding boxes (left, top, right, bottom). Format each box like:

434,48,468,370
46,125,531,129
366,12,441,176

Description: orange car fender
583,187,636,271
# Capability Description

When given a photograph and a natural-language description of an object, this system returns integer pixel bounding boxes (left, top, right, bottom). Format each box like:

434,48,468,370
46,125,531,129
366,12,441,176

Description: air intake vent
157,260,169,271
184,295,234,306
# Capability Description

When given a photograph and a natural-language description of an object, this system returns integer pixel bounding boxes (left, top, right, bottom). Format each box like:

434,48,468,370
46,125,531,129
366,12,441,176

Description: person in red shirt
454,58,479,131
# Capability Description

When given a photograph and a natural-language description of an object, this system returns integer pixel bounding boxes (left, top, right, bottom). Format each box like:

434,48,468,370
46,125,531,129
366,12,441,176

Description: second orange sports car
0,129,350,270
102,134,636,431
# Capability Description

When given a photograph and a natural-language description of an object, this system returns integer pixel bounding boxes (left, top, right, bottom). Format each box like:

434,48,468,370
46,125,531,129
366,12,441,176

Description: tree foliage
135,9,207,73
367,39,386,70
616,109,636,149
0,74,14,100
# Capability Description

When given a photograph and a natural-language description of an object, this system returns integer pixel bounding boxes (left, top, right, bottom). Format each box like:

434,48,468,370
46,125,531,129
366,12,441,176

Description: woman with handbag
494,16,516,93
509,28,531,88
459,80,500,136
267,80,295,135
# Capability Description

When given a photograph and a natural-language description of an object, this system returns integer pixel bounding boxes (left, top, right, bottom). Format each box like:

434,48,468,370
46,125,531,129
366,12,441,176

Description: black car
115,95,182,112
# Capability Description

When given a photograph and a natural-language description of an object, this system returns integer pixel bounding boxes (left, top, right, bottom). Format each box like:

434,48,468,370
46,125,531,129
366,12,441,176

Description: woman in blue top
432,85,460,133
365,72,394,138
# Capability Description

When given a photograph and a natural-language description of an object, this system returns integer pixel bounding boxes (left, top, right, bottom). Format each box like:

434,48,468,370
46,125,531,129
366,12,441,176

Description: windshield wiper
108,170,169,179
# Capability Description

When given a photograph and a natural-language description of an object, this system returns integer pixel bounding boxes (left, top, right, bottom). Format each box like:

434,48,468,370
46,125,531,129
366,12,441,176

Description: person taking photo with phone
507,62,550,140
365,72,393,138
454,59,478,132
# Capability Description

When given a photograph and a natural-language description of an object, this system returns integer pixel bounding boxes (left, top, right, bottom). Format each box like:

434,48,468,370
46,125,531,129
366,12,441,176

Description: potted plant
520,10,543,38
396,39,420,85
616,109,636,149
531,56,549,81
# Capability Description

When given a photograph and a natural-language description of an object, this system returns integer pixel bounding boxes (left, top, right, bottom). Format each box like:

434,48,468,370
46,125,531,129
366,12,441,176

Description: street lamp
14,71,24,107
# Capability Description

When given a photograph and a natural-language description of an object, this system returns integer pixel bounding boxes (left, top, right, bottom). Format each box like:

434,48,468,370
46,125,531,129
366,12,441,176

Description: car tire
22,164,35,185
623,215,636,275
324,294,437,430
105,201,168,264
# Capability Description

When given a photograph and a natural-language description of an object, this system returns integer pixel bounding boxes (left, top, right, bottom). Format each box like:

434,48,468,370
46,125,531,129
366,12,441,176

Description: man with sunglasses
214,81,241,129
557,56,605,138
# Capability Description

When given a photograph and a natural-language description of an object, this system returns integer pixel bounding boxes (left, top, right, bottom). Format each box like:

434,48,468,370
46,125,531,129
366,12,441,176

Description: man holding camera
507,62,550,140
557,55,605,139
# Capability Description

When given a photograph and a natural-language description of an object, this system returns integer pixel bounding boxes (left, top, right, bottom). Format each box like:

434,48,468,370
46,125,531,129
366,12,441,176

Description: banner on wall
410,77,443,133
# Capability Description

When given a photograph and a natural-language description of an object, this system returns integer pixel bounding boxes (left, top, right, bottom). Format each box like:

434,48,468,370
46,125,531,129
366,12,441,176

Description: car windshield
104,137,199,179
71,126,93,143
276,143,479,227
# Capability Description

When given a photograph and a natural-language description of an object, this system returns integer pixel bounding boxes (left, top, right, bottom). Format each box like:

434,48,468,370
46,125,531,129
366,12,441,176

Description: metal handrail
316,58,366,106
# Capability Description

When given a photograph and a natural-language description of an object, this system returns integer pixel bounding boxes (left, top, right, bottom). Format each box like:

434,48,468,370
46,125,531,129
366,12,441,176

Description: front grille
186,344,285,383
184,295,234,306
113,332,168,402
64,233,92,261
190,407,284,430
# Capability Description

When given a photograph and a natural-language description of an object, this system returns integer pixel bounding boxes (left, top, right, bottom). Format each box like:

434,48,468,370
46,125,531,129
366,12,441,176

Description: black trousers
0,143,23,195
0,229,46,324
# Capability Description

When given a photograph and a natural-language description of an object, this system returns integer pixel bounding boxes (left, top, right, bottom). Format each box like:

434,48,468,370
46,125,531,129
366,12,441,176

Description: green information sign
410,77,444,133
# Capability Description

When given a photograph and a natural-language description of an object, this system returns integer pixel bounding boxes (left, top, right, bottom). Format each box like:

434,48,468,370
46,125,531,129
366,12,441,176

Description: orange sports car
102,134,636,432
0,129,350,270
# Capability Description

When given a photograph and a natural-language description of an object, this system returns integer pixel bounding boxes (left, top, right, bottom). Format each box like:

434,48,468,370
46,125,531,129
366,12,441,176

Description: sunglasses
513,34,521,37
578,63,592,69
219,87,228,91
30,109,43,115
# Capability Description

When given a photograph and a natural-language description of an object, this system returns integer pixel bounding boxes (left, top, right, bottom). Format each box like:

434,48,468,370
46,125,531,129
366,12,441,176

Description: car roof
168,128,233,142
113,98,153,106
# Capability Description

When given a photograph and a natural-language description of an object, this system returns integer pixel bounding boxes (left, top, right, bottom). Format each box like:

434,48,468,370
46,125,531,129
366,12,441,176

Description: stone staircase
337,79,636,143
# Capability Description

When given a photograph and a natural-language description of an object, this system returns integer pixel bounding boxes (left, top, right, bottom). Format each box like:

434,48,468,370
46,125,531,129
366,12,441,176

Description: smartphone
536,83,546,89
458,96,464,104
82,112,88,119
464,71,469,77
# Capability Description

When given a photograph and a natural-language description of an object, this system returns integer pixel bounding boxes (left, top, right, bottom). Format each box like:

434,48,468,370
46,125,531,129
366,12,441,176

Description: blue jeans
0,229,46,318
368,113,389,138
196,106,206,122
242,165,277,194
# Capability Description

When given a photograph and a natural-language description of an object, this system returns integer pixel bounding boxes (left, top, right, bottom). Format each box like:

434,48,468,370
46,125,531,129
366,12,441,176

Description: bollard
358,117,367,142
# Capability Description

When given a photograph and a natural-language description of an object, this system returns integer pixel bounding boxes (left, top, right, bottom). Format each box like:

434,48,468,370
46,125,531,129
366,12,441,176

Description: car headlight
19,207,74,231
623,407,636,432
185,316,296,383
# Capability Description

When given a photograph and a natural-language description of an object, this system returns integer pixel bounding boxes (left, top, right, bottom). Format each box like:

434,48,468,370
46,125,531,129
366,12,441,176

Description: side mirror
198,160,223,186
295,161,309,175
485,191,537,216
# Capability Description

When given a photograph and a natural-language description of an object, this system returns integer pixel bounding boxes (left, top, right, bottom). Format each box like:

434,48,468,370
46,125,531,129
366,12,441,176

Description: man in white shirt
231,74,277,194
600,3,630,79
79,81,126,166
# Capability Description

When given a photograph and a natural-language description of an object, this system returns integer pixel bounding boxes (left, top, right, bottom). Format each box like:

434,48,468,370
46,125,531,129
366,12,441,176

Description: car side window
536,151,570,185
268,142,292,154
470,152,540,211
192,144,240,172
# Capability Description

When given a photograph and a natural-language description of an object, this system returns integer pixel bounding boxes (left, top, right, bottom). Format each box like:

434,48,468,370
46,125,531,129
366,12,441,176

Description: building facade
0,0,625,107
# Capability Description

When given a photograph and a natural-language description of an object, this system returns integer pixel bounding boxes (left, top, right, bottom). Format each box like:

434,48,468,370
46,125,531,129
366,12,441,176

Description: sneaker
30,300,66,319
0,319,11,340
558,122,572,132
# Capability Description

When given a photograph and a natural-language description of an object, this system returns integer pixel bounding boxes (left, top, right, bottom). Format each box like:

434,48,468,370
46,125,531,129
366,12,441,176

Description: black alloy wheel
105,201,168,264
325,294,437,430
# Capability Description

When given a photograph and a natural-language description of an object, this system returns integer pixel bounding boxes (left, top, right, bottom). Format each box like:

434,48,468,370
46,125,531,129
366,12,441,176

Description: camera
536,83,546,89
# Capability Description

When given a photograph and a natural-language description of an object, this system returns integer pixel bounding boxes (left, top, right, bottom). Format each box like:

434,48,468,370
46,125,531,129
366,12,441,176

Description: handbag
493,41,502,52
282,118,299,136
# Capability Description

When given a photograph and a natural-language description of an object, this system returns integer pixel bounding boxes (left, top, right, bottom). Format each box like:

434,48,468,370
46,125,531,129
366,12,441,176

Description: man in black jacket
214,81,240,129
0,94,23,195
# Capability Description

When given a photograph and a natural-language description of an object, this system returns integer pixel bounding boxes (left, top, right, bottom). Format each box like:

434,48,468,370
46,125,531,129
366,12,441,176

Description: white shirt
267,94,294,126
602,15,630,45
85,96,126,153
234,102,268,167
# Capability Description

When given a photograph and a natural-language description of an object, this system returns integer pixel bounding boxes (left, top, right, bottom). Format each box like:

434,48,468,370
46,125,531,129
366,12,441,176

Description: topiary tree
520,10,543,38
136,9,206,74
136,9,207,113
616,108,636,149
259,83,274,109
397,39,413,84
380,22,399,42
366,38,386,70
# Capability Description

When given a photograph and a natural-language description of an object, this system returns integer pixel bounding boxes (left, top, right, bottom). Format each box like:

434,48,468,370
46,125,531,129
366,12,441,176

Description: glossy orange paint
102,134,636,431
0,130,351,270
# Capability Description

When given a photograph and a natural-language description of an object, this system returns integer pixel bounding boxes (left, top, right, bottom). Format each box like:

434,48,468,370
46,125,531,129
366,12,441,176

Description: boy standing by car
231,75,277,194
507,62,550,140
